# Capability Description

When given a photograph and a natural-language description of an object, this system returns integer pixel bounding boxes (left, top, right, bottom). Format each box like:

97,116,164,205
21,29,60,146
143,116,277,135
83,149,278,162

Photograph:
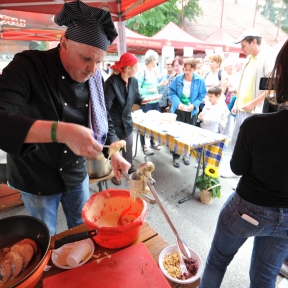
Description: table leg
132,132,139,159
178,147,206,204
133,132,154,158
98,181,103,192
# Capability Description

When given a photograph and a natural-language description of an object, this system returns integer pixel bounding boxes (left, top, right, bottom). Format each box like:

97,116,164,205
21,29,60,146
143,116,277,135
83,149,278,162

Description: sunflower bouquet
195,165,221,198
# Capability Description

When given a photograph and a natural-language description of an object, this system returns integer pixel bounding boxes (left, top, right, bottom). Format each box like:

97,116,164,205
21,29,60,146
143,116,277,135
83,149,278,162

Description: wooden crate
0,184,23,210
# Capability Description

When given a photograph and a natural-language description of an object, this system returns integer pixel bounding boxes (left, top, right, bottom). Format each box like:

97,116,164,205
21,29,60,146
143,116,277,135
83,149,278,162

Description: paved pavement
0,132,285,287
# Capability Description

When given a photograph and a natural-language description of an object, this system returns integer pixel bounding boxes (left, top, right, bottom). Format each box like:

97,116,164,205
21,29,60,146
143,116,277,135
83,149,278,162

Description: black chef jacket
104,74,142,138
0,47,118,195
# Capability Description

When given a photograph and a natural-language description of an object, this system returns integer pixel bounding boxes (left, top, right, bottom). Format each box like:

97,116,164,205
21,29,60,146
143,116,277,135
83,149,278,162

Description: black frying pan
0,215,96,288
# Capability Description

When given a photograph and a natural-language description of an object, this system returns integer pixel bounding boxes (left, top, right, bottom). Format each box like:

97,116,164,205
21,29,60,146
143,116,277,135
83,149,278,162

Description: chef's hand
198,113,203,121
110,152,131,180
58,123,103,158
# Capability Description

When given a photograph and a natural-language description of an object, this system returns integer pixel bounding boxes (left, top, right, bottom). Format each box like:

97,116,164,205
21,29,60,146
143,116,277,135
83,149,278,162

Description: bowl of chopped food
158,244,203,284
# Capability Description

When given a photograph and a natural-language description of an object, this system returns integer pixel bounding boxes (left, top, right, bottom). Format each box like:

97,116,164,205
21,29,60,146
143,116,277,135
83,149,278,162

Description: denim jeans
199,192,288,288
13,174,89,236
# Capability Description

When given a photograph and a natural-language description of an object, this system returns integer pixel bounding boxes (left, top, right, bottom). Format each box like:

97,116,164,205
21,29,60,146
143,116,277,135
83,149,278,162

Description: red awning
203,27,242,54
108,25,164,54
0,9,64,41
151,22,204,50
0,0,167,21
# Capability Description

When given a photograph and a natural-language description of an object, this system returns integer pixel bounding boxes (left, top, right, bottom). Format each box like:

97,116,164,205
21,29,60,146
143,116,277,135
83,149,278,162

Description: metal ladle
127,162,191,259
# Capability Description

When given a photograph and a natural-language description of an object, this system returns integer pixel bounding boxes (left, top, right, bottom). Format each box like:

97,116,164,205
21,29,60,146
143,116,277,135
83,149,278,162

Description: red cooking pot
0,215,96,288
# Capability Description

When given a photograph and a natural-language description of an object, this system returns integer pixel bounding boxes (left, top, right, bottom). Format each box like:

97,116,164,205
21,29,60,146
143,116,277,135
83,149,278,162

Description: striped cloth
88,69,108,145
133,117,227,168
193,143,226,168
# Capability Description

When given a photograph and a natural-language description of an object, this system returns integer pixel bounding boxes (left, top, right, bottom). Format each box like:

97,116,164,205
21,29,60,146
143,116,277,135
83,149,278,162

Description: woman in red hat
104,52,160,185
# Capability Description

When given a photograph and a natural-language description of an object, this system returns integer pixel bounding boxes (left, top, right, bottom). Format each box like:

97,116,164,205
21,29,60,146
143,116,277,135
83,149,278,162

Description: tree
126,0,203,36
258,0,288,33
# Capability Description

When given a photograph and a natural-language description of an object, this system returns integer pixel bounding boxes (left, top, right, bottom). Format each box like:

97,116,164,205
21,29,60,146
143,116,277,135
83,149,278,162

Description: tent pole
253,0,258,28
117,20,127,55
116,0,126,56
220,0,224,28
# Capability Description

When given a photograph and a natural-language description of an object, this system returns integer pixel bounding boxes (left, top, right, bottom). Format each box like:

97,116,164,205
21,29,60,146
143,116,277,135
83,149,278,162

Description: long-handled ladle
136,162,191,259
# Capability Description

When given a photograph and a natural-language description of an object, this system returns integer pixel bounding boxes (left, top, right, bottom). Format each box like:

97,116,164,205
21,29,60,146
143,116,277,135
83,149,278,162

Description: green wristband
51,121,58,143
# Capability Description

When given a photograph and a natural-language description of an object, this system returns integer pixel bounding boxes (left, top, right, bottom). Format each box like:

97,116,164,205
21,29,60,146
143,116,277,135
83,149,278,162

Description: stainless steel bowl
86,153,112,178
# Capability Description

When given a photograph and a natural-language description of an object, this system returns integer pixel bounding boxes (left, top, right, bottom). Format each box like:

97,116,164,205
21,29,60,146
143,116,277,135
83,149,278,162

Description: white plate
158,244,203,284
51,238,95,269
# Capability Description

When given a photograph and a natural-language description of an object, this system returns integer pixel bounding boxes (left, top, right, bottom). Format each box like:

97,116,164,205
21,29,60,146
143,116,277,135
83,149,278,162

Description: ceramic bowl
158,244,203,284
160,113,177,123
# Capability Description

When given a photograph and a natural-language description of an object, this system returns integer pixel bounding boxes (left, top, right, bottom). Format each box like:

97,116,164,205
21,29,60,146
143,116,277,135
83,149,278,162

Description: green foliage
258,0,288,33
126,0,202,36
195,173,221,198
29,41,47,51
182,0,203,22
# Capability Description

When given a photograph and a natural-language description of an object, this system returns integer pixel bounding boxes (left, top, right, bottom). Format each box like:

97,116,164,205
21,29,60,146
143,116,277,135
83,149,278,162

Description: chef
0,0,130,235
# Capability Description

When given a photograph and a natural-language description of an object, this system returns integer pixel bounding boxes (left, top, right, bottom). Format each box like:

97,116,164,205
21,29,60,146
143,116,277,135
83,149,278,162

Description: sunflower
204,165,219,178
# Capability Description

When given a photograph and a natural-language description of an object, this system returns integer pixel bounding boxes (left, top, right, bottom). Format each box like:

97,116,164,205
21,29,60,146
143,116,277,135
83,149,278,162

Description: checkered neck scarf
88,69,108,145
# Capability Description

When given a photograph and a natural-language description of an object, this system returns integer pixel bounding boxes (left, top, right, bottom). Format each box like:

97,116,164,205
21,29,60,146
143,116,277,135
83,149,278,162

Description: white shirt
205,71,221,89
200,101,230,133
183,79,191,97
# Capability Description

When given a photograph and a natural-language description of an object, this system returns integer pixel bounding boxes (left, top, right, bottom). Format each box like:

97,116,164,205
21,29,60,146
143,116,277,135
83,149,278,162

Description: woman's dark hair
269,39,288,104
184,58,197,69
172,57,184,67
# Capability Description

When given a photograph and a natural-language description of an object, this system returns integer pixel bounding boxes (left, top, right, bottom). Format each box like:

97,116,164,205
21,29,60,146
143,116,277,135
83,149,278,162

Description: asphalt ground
0,132,285,287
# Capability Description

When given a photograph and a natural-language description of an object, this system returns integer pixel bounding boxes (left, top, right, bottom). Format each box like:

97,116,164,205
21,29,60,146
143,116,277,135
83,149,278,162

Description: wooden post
253,0,259,28
181,0,184,29
220,0,225,27
275,1,285,41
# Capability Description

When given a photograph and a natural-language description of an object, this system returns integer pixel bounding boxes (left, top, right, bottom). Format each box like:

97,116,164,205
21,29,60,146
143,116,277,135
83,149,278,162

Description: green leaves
195,173,221,198
258,0,288,33
126,0,202,36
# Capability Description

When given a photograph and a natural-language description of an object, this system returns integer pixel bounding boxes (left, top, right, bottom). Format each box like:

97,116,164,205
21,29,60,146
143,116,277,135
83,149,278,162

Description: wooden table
132,114,227,203
0,184,23,210
36,222,200,288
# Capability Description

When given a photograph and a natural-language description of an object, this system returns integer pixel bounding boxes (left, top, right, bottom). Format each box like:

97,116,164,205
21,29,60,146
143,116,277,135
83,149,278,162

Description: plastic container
66,241,91,267
82,189,147,249
160,113,177,123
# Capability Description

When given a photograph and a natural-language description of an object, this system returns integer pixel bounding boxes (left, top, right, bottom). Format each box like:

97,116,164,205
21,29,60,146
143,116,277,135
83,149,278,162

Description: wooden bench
0,184,23,210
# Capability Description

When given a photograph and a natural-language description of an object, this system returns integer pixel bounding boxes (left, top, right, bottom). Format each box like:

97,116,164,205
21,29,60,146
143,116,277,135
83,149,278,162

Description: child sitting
198,86,230,133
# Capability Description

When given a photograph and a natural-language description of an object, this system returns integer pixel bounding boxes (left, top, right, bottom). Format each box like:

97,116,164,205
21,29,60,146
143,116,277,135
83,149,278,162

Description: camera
259,77,275,90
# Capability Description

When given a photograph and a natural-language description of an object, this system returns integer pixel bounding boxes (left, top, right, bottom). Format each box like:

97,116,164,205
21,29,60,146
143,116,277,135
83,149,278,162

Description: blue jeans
199,192,288,288
13,175,89,236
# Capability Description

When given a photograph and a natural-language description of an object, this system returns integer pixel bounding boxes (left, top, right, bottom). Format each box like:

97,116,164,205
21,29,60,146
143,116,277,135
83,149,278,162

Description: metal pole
181,0,184,29
253,0,259,28
275,1,285,41
220,0,225,27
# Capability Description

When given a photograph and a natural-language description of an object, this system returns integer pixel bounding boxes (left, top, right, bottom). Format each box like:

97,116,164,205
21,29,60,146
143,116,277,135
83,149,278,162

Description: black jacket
0,47,118,194
104,74,142,138
231,110,288,207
